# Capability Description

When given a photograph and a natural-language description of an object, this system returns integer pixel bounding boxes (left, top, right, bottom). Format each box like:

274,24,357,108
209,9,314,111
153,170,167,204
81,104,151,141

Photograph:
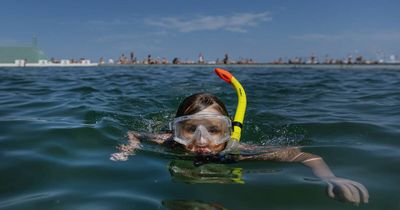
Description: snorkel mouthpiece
214,68,247,142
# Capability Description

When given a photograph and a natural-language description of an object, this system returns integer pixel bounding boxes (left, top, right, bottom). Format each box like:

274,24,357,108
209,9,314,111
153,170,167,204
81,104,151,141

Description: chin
192,148,212,154
186,144,225,154
192,147,224,154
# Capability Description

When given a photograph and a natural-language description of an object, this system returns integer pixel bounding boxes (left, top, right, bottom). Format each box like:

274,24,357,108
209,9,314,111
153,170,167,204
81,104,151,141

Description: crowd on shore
97,52,399,65
271,54,387,65
99,53,256,65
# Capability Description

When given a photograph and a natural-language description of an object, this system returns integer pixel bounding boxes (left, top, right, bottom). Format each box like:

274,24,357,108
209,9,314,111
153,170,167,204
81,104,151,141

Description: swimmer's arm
110,132,141,161
126,131,172,149
290,151,335,178
239,147,335,178
130,131,172,144
293,152,369,204
110,131,172,161
239,147,368,204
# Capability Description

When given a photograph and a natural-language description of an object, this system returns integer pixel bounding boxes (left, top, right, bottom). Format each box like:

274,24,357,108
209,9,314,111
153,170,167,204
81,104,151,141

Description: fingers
327,182,335,198
351,181,369,203
343,181,370,205
110,152,128,161
118,144,135,153
327,178,369,205
344,182,360,204
336,181,358,204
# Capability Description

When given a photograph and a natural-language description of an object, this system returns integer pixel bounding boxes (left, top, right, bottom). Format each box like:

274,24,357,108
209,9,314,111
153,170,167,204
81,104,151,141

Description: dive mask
170,114,232,146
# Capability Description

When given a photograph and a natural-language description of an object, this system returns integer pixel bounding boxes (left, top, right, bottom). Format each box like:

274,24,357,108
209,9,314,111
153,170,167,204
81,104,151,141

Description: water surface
1,66,399,209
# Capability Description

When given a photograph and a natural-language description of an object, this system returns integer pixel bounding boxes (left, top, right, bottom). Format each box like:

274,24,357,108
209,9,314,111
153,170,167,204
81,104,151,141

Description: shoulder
238,145,302,161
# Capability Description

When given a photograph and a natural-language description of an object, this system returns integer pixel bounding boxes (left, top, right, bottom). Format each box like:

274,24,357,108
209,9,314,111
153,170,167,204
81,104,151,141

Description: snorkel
214,68,247,144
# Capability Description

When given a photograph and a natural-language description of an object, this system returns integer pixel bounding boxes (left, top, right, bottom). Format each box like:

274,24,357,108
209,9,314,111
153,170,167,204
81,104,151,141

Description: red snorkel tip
214,68,233,83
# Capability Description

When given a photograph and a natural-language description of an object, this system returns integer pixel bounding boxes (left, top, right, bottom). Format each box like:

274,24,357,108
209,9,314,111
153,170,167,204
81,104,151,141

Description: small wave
67,86,98,93
0,190,67,209
296,121,399,146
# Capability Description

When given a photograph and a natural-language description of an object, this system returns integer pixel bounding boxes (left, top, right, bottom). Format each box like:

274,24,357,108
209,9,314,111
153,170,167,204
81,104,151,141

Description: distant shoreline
1,63,400,69
101,63,400,69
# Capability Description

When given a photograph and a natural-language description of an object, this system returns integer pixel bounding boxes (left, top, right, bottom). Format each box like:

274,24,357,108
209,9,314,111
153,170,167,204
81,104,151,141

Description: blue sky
1,0,399,62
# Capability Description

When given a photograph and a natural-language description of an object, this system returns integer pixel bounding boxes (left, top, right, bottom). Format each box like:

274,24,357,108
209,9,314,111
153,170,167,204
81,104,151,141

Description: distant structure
0,37,96,67
0,37,48,64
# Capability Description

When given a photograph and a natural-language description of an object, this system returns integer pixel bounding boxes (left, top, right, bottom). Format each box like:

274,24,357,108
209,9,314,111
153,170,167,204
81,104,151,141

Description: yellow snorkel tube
214,68,247,142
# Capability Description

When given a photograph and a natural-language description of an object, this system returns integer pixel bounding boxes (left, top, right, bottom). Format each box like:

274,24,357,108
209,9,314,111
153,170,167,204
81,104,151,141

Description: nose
193,132,209,146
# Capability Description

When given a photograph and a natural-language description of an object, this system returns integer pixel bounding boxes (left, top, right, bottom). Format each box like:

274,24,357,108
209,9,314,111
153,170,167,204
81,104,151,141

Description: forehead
195,106,221,115
184,118,223,125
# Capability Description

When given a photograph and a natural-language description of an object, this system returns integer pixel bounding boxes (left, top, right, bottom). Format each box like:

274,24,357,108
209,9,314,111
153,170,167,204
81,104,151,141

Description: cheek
184,144,196,151
210,143,225,152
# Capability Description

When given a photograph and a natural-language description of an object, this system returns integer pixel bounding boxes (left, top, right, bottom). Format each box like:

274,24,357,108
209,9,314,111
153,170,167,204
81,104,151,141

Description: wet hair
175,93,229,117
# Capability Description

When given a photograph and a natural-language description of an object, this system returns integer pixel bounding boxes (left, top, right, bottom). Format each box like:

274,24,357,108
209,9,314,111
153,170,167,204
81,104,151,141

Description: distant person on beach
130,52,136,64
118,53,127,64
198,53,205,64
99,57,105,65
172,57,180,64
111,92,369,205
223,53,229,64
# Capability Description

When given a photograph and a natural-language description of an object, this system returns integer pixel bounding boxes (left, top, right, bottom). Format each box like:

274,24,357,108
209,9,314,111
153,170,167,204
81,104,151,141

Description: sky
1,0,399,62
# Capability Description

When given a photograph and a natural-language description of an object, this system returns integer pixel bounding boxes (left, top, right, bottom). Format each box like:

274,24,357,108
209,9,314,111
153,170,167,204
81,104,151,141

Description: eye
208,126,221,134
184,125,197,133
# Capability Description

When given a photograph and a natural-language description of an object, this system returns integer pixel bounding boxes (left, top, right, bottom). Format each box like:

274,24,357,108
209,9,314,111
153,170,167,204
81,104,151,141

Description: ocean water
0,66,399,210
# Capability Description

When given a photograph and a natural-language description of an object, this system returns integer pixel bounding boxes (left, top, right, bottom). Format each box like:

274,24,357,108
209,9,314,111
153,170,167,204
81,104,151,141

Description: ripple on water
67,86,98,94
1,66,400,209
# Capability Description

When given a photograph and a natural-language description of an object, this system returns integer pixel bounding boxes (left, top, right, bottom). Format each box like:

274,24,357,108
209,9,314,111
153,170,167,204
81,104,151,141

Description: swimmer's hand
110,132,142,161
323,177,369,205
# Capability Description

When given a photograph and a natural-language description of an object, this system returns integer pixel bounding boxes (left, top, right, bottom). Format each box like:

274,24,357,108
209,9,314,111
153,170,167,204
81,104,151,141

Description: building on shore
0,37,47,66
0,37,96,67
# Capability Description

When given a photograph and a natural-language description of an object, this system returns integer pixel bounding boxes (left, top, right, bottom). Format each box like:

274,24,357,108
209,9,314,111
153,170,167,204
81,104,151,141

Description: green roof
0,47,48,63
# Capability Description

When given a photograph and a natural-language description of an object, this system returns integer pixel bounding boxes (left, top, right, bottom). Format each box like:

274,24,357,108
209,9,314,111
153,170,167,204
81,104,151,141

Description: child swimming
111,69,369,205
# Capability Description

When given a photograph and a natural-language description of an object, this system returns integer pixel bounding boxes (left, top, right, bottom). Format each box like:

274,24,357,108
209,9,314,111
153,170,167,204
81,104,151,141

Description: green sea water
1,66,399,210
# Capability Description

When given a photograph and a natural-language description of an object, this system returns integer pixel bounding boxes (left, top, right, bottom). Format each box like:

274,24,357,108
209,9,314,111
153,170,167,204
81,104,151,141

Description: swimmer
111,92,368,204
111,69,369,205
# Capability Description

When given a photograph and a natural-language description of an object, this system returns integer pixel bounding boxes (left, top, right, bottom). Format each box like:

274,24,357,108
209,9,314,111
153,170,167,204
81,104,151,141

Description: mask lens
173,114,231,145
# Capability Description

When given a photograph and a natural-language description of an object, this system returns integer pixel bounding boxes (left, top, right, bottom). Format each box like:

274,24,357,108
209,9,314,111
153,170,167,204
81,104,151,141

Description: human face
173,106,230,154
